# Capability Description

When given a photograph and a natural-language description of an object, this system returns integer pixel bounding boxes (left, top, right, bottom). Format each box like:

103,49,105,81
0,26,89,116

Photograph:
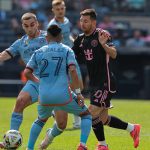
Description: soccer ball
3,130,23,149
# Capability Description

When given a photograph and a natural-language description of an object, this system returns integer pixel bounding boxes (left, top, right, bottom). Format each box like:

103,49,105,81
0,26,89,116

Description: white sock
73,115,81,126
98,141,107,146
126,123,134,132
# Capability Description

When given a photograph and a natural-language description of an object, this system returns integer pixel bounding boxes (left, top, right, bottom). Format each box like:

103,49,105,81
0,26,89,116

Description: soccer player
48,0,82,129
72,9,141,150
0,12,47,148
24,24,91,150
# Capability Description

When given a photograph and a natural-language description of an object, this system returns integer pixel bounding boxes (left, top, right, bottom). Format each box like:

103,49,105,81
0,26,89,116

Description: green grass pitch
0,98,150,150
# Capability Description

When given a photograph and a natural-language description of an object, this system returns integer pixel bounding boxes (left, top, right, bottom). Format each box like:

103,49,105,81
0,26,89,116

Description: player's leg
39,110,68,149
70,64,83,129
27,104,53,150
11,81,39,130
88,104,108,150
60,96,92,150
88,88,112,150
100,92,141,148
105,113,140,148
73,115,81,129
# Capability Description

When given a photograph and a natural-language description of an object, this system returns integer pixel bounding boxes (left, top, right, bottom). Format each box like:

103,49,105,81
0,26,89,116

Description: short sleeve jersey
72,28,116,93
47,17,72,47
7,31,47,76
27,42,77,105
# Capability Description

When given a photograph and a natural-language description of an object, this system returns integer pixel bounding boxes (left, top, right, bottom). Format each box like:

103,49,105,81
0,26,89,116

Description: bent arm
69,65,80,90
102,44,117,59
24,67,39,82
0,50,12,62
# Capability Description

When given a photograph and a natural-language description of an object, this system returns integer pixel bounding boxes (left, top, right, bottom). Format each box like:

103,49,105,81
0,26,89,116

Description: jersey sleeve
6,39,21,57
66,49,76,67
72,35,85,64
26,52,38,70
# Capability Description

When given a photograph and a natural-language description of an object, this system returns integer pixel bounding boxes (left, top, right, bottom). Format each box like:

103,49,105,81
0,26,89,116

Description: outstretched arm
0,50,12,62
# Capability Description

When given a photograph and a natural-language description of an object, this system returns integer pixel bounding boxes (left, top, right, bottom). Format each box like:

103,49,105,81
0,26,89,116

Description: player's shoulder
36,45,48,54
13,34,27,44
48,18,56,25
60,43,70,50
64,17,70,23
74,33,84,42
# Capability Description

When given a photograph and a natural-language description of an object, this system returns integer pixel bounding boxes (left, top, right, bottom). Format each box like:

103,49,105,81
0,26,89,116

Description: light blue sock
80,115,92,144
10,112,23,130
27,119,45,150
51,123,63,137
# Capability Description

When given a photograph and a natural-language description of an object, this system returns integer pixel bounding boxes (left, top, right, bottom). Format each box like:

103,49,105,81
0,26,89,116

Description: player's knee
102,115,111,125
79,109,91,117
88,107,99,118
57,121,67,130
14,96,30,112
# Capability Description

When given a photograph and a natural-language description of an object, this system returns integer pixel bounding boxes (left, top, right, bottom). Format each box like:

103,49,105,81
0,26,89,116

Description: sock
98,141,107,146
73,115,81,127
10,112,23,130
108,116,128,130
126,123,134,132
80,115,92,144
51,122,63,137
27,119,45,150
92,117,105,141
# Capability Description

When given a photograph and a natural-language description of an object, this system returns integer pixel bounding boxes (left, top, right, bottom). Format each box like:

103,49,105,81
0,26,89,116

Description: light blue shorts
38,95,88,119
21,80,39,103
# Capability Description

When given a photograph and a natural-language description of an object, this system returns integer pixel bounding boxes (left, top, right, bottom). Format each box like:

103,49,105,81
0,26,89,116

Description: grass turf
0,98,150,150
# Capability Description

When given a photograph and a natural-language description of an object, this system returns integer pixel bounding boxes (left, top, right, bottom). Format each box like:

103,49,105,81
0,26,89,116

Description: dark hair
80,9,97,20
47,24,62,37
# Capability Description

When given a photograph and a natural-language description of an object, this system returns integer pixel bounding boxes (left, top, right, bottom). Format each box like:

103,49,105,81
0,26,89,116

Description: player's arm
99,31,117,59
69,65,84,106
24,67,39,82
0,50,12,62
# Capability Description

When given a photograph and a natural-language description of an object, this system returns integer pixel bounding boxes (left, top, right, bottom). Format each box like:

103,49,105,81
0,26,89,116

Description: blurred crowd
0,0,150,48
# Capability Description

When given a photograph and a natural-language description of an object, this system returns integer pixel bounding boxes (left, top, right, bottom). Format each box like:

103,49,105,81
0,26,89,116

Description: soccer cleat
130,124,141,148
77,144,88,150
39,128,53,150
96,145,109,150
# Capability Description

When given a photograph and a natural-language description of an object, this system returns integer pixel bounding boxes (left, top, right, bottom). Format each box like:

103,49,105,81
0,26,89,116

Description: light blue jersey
27,42,77,105
6,31,47,103
48,17,82,81
7,30,47,76
48,17,72,47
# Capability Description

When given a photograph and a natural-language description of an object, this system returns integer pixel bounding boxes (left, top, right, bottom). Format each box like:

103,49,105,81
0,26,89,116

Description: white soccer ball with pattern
3,130,23,149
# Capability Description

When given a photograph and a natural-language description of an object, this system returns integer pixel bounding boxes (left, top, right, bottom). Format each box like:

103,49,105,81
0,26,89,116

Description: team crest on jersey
84,49,93,60
91,40,98,47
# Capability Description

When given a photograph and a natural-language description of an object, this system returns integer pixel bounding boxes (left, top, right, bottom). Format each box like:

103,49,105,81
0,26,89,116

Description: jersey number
40,59,49,78
52,57,63,76
40,57,63,77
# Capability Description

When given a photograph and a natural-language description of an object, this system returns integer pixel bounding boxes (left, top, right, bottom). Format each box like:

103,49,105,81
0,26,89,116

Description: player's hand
77,94,84,107
99,30,110,45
